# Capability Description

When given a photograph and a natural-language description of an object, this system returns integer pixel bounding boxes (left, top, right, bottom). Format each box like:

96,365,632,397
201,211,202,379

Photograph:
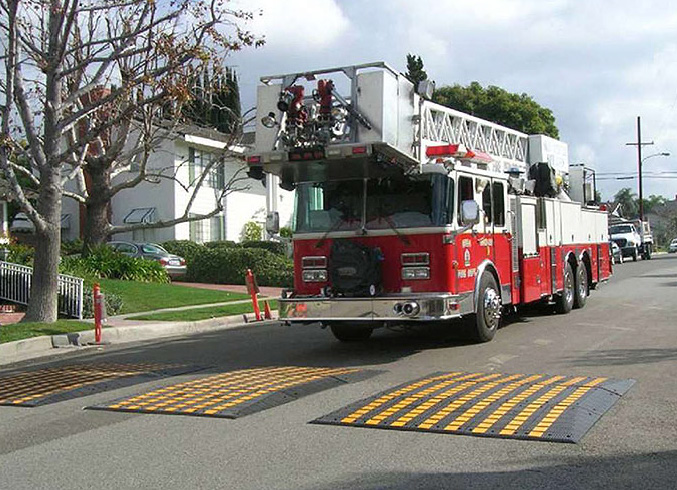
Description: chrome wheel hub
483,288,502,330
578,269,587,301
565,272,574,304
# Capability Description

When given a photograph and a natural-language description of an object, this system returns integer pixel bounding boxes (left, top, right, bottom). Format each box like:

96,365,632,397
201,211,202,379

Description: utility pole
625,116,653,221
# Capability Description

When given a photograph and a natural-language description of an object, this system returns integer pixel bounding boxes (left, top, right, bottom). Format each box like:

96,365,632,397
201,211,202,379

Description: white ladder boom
418,101,529,173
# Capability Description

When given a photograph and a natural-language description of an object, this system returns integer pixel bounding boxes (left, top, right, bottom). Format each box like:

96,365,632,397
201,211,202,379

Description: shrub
188,247,293,287
61,239,84,256
241,240,287,256
279,226,293,239
60,246,169,283
241,221,263,242
203,240,239,250
4,243,34,265
80,288,124,318
161,240,206,264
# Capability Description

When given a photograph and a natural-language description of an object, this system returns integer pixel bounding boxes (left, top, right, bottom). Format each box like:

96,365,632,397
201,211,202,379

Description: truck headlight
302,269,327,282
402,267,430,280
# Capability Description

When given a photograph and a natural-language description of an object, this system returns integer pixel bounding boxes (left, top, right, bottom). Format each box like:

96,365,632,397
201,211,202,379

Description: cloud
230,0,677,198
241,0,351,51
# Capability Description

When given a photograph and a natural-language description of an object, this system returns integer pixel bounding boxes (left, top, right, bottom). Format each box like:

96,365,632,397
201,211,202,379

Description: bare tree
0,0,262,322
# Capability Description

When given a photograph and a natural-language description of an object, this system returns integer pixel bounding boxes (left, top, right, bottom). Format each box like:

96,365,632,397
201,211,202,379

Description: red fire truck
247,62,611,343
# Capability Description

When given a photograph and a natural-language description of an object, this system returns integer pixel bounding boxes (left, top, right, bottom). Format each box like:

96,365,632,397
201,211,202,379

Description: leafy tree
405,54,428,87
613,188,639,218
433,82,559,138
642,194,667,215
0,0,262,323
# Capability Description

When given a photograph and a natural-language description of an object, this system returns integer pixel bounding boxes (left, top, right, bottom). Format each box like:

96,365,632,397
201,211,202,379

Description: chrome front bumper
279,293,472,322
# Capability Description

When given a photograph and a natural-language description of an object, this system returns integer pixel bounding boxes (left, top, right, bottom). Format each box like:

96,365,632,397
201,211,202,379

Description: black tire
471,274,502,343
329,323,373,342
573,263,588,309
632,247,638,262
556,262,575,314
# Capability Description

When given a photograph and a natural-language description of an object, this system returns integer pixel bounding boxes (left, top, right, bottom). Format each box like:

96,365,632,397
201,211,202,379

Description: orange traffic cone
263,300,272,320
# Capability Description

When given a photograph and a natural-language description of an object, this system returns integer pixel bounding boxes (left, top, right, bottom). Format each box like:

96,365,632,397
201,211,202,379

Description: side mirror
266,211,280,235
461,200,480,225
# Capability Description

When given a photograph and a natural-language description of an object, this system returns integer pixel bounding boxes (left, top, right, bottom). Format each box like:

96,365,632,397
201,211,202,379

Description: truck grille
613,238,627,248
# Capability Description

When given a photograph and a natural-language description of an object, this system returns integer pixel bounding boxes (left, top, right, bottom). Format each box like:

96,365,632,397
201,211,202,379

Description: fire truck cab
247,62,611,342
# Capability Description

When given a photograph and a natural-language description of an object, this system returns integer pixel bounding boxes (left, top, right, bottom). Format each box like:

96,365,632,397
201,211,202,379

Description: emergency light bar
426,144,493,165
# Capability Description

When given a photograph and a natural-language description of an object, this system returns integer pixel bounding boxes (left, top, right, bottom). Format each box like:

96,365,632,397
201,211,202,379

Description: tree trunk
22,168,62,323
22,225,61,323
82,163,112,253
83,198,110,252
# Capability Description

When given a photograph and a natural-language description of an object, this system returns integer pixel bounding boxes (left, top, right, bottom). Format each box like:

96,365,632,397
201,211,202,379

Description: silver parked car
108,241,187,279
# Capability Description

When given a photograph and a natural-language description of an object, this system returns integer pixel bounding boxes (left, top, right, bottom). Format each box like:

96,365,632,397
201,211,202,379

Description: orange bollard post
93,283,102,343
245,269,262,321
263,300,272,320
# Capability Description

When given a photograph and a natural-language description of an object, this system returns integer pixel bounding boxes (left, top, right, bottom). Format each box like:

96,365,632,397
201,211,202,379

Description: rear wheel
573,263,588,309
471,274,501,343
556,262,575,314
328,323,373,342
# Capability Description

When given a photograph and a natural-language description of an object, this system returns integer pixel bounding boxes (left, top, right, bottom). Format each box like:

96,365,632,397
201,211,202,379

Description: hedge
240,240,287,256
187,247,293,287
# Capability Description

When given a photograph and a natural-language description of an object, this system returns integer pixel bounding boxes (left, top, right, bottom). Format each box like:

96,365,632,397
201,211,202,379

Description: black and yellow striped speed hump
312,371,634,443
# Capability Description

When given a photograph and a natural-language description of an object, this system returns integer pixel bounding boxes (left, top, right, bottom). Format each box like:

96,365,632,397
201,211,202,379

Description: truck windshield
610,225,633,234
293,174,452,233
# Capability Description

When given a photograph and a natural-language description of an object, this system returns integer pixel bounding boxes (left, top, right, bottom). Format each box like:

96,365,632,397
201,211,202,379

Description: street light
639,152,670,221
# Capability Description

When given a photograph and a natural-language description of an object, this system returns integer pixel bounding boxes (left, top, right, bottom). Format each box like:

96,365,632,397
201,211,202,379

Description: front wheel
556,262,575,314
471,274,502,343
632,247,638,262
573,263,588,309
328,323,373,342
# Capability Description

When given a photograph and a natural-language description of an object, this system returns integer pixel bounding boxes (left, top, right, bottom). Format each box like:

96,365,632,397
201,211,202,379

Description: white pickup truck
609,220,653,261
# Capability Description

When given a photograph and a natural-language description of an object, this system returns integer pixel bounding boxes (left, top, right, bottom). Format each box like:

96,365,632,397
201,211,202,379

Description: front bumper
620,247,637,257
279,293,472,322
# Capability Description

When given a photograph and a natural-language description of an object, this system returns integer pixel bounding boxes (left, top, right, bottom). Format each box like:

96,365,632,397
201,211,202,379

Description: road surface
1,255,676,489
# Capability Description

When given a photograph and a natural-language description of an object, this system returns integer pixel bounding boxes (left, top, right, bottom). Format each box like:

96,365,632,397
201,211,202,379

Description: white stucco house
61,126,295,243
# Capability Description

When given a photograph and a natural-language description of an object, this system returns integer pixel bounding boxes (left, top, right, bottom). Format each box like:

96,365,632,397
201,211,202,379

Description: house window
189,214,226,243
189,147,225,188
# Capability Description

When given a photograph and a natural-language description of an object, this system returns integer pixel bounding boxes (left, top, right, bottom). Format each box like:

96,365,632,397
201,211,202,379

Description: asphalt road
1,255,676,489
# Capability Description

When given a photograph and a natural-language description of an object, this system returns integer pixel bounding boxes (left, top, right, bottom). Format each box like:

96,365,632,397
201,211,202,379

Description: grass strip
0,320,93,344
127,300,278,322
98,279,250,314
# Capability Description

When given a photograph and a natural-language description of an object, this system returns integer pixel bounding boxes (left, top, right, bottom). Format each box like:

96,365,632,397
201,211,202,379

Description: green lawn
98,279,250,314
0,320,92,344
127,300,278,322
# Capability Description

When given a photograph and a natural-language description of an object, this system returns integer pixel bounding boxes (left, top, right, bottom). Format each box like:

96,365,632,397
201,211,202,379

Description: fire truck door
519,197,542,303
487,180,510,296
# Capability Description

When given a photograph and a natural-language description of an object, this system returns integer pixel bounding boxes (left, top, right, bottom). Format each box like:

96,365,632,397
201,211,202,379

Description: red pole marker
245,269,262,321
93,283,102,343
263,300,272,320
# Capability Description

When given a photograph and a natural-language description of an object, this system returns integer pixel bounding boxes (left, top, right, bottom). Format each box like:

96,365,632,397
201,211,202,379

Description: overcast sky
230,0,677,201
